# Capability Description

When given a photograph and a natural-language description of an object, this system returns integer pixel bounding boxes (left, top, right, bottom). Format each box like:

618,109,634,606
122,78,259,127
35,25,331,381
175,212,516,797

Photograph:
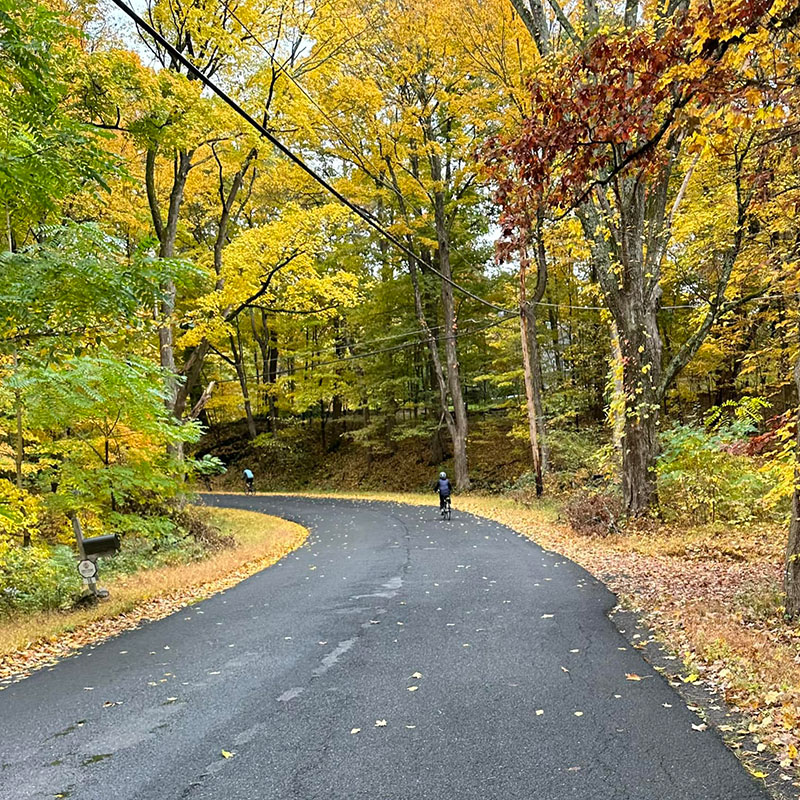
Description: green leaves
0,222,200,352
21,350,199,511
0,0,117,231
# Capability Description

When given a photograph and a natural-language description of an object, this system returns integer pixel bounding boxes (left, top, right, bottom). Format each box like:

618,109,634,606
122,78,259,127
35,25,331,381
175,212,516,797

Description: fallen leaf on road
561,666,570,673
411,672,422,679
375,719,387,727
541,614,554,619
407,686,418,692
682,673,699,683
221,750,234,759
574,711,583,717
691,723,707,732
405,725,416,729
536,709,544,716
625,673,643,681
350,728,360,735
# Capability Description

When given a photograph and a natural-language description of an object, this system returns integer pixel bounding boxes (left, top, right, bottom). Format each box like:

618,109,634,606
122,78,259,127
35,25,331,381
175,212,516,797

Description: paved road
0,495,769,800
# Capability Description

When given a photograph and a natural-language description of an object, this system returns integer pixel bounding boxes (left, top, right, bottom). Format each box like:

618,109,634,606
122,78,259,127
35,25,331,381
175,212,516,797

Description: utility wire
262,317,487,363
213,314,516,384
108,0,512,316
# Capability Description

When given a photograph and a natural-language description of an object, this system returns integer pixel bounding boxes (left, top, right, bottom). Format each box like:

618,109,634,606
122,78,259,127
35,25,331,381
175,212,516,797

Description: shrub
0,541,82,614
547,429,605,474
565,490,624,536
172,504,234,551
657,420,773,524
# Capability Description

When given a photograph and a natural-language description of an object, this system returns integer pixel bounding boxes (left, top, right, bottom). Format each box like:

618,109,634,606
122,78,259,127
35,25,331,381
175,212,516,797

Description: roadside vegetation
0,508,307,681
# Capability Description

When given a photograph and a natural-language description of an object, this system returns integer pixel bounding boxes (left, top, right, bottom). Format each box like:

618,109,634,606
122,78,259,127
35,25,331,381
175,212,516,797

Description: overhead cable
108,0,512,315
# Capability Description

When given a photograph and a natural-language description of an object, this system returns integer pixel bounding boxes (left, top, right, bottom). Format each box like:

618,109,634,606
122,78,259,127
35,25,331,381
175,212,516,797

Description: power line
261,317,487,364
273,315,515,376
213,314,516,384
108,0,512,316
216,0,400,198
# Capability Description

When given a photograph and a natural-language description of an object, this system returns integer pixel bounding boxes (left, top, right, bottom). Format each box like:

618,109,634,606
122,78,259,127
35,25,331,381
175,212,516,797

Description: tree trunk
432,178,470,491
15,393,23,495
532,338,548,471
320,399,327,450
267,325,278,429
14,355,28,545
529,224,550,472
610,322,626,460
783,345,800,618
406,250,462,480
545,292,563,377
519,267,543,496
147,146,192,459
616,298,663,515
580,179,665,515
229,323,257,439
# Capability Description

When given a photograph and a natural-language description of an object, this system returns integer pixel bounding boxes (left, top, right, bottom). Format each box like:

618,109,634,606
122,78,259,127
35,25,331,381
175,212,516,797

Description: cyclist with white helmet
435,471,452,512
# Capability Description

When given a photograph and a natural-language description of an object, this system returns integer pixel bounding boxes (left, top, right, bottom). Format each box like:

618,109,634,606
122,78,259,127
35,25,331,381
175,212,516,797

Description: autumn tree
489,0,798,514
299,0,519,489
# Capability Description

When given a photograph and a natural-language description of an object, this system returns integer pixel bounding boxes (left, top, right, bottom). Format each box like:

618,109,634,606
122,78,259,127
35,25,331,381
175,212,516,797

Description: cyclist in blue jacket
242,468,254,494
435,472,452,511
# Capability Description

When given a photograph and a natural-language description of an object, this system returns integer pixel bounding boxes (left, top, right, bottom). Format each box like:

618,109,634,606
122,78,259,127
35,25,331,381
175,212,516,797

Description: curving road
0,495,769,799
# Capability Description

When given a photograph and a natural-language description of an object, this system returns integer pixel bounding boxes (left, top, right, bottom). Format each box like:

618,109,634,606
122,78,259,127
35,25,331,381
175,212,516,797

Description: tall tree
489,0,795,514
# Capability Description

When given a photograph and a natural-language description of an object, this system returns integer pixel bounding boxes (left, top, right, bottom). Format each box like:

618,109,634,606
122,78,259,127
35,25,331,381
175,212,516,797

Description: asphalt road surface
0,495,770,800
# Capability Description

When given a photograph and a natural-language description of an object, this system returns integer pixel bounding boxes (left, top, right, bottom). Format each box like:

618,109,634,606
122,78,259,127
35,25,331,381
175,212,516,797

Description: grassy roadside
251,488,799,787
0,507,307,682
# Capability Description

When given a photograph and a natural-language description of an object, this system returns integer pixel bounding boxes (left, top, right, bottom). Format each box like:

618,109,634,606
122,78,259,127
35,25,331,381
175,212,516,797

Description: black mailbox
83,534,120,557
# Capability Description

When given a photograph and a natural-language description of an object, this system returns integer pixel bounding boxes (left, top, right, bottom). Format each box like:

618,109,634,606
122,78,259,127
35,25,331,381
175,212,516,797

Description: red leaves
482,1,779,258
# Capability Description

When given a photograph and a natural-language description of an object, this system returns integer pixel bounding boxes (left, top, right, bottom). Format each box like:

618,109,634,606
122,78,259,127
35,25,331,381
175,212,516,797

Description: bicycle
440,495,451,520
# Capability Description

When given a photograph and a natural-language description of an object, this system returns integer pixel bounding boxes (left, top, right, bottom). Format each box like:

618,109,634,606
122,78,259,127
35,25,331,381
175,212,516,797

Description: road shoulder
0,507,307,683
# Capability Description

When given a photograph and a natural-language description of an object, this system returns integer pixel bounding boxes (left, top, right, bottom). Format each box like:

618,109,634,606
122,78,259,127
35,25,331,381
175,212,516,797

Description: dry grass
0,508,307,680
